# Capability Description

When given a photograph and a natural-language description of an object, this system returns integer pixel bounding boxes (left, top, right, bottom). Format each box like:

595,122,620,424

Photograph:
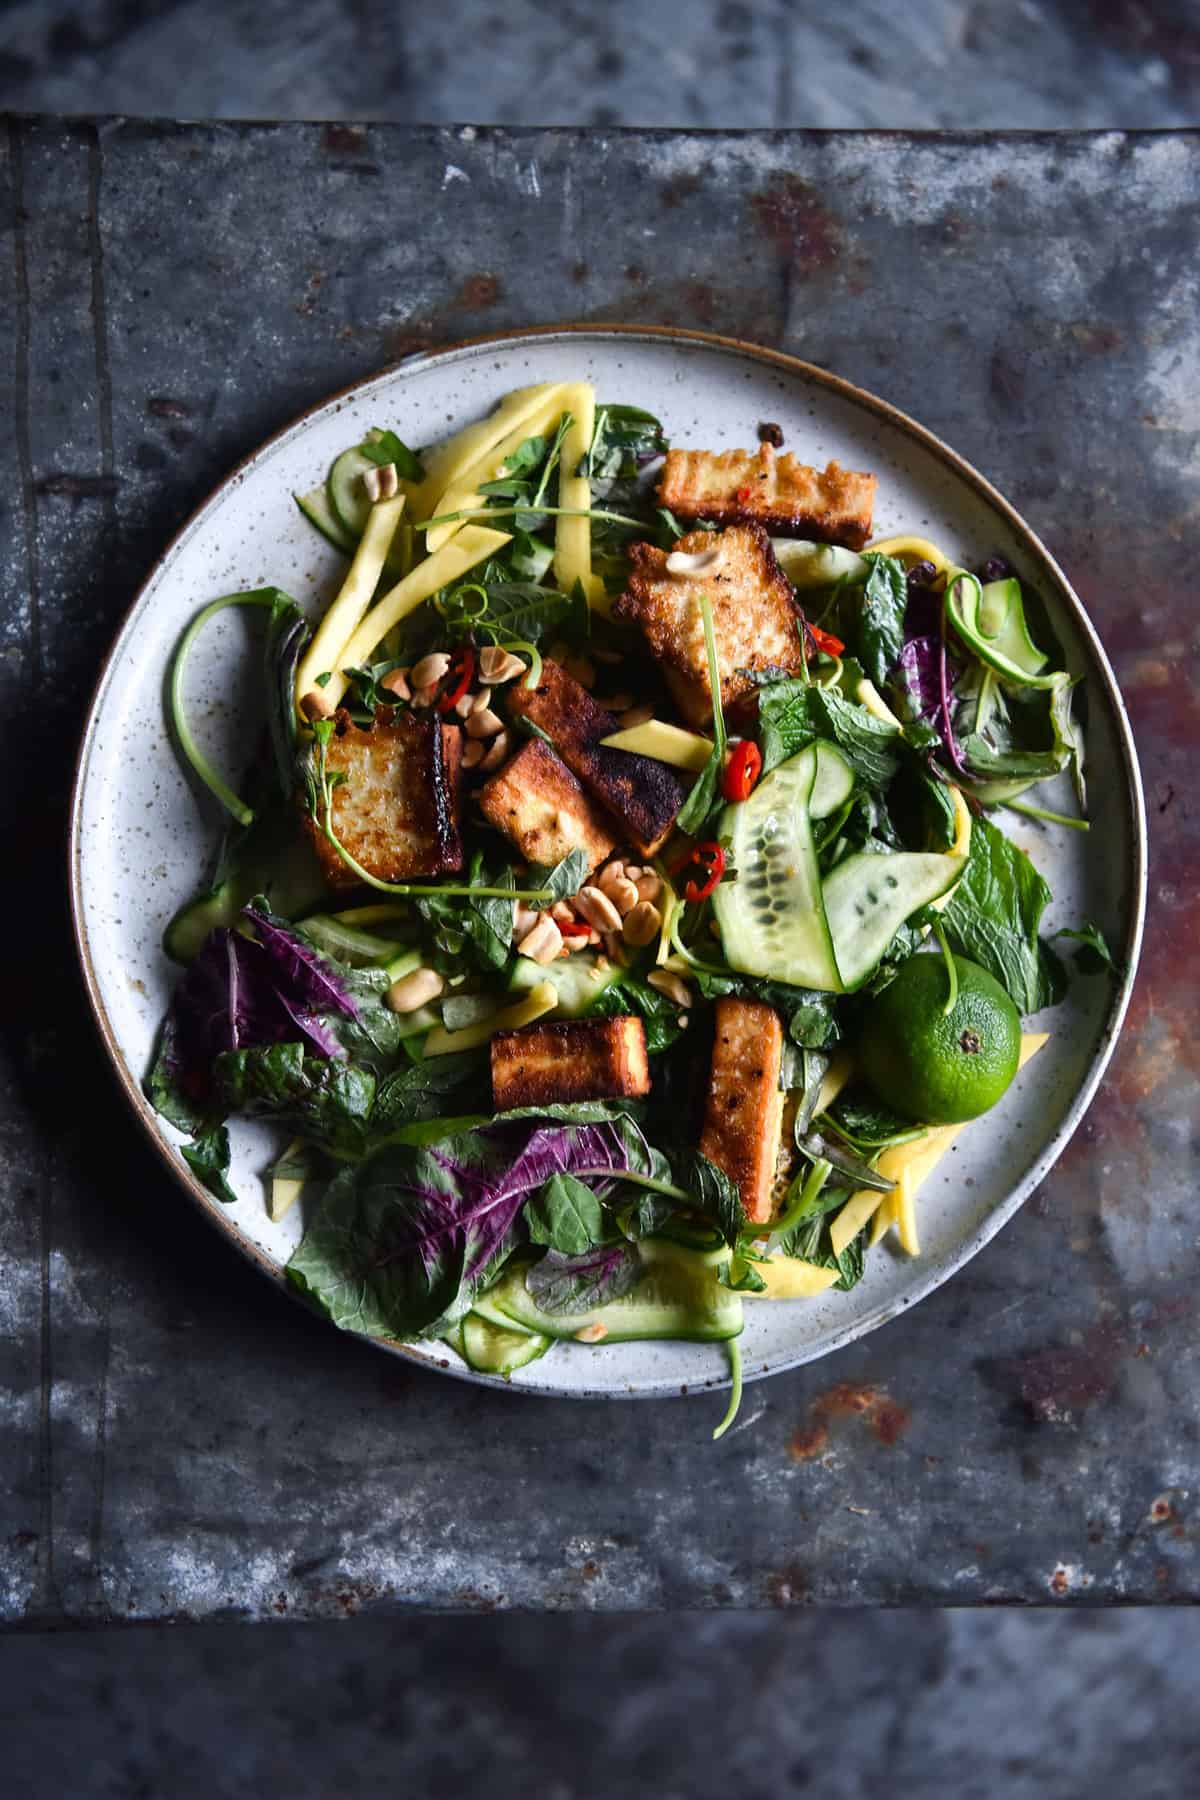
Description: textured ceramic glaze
70,329,1145,1400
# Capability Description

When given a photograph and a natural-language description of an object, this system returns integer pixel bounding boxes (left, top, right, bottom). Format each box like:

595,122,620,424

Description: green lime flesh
858,952,1022,1124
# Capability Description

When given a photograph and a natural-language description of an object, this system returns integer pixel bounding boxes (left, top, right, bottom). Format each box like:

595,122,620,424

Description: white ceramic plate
70,327,1146,1400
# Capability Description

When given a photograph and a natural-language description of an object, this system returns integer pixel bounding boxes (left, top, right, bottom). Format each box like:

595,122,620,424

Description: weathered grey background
2,2,1199,1795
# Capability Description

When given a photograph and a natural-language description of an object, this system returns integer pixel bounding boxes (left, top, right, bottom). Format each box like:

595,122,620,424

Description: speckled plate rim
68,324,1147,1400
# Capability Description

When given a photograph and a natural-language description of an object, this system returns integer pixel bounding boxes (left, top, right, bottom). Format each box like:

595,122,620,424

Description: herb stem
711,1337,743,1441
769,1159,832,1239
574,1169,692,1204
169,590,280,826
933,920,958,1017
999,798,1090,832
416,504,646,533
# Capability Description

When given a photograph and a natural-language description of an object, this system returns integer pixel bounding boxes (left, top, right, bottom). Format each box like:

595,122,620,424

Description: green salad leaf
940,813,1066,1013
758,678,901,786
526,1172,609,1255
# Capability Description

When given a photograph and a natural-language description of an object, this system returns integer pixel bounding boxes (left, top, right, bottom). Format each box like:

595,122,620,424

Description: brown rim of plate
66,323,1148,1393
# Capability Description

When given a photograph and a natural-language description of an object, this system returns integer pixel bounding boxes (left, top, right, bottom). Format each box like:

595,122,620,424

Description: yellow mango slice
865,534,951,572
406,383,563,525
295,493,406,711
553,381,607,610
425,388,569,551
599,719,714,771
748,1257,841,1300
324,525,511,706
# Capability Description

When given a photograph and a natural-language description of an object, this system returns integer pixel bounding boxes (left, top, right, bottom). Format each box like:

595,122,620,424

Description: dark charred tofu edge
658,446,878,550
506,657,687,857
698,998,785,1225
491,1016,652,1111
305,708,463,891
477,737,617,874
614,526,805,729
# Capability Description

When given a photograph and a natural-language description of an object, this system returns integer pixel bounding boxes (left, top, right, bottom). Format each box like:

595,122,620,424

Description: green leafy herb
691,968,840,1050
214,1042,377,1154
362,429,424,483
777,1207,865,1290
940,813,1066,1013
851,553,908,688
584,404,668,481
758,678,901,786
527,847,591,910
525,1172,608,1255
825,1088,928,1151
670,1150,744,1249
1053,921,1118,975
524,1243,642,1313
181,1125,237,1206
717,1257,768,1293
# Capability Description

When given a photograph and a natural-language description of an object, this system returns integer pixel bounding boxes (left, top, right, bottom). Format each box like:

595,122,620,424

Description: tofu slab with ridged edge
304,709,462,892
699,998,785,1225
506,657,687,856
658,445,877,549
477,737,617,874
614,525,804,729
491,1016,651,1112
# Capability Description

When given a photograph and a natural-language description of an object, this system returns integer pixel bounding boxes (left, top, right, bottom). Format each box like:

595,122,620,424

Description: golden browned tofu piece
305,709,463,892
491,1016,651,1112
658,444,877,549
506,658,687,857
699,999,784,1225
477,737,617,874
614,525,804,729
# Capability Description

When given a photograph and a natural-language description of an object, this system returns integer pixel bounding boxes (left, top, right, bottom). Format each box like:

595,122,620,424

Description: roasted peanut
516,914,563,965
410,652,450,689
478,646,525,684
385,967,445,1013
479,729,509,771
647,969,693,1008
464,707,504,739
574,885,623,934
299,689,335,722
622,900,662,946
380,667,411,701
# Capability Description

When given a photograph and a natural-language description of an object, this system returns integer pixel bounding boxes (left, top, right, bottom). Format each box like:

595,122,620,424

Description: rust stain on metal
987,1317,1129,1424
766,1563,810,1607
788,1383,910,1459
321,124,368,156
454,272,503,310
750,174,840,272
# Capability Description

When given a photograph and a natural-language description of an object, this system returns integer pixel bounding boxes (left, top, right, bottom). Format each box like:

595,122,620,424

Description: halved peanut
647,969,692,1008
479,646,525,684
380,667,411,701
574,885,622,934
386,967,445,1013
470,686,493,715
300,689,335,722
411,651,450,689
462,738,485,769
465,707,504,739
634,872,663,906
479,729,510,771
622,900,662,947
574,1322,608,1343
517,914,563,965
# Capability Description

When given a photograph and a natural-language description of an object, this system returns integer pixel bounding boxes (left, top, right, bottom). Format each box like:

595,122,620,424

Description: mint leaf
526,1172,607,1255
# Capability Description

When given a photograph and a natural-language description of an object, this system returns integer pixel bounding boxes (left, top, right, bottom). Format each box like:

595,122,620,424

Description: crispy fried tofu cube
614,525,804,728
477,737,617,874
305,709,463,892
505,658,687,857
699,999,784,1225
658,445,877,549
491,1016,651,1112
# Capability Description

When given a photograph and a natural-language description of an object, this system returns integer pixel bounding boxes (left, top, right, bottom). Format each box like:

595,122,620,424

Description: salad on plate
148,378,1108,1433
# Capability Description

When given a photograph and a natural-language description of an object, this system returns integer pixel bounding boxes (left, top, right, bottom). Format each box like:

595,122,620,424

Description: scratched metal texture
0,121,1194,1625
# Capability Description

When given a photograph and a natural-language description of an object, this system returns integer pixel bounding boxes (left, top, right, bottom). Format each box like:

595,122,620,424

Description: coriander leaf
524,1243,641,1313
851,553,908,688
362,429,424,483
181,1125,237,1206
758,679,901,785
940,813,1066,1013
526,1172,608,1255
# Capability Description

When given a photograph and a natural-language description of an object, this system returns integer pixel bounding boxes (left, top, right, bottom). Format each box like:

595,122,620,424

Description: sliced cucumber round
487,1240,743,1344
327,446,378,539
507,952,620,1019
714,745,842,991
295,485,356,554
460,1312,552,1376
771,538,869,589
823,850,964,990
808,741,856,820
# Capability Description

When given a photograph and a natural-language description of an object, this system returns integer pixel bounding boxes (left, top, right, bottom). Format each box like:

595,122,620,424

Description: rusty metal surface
1,120,1195,1622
